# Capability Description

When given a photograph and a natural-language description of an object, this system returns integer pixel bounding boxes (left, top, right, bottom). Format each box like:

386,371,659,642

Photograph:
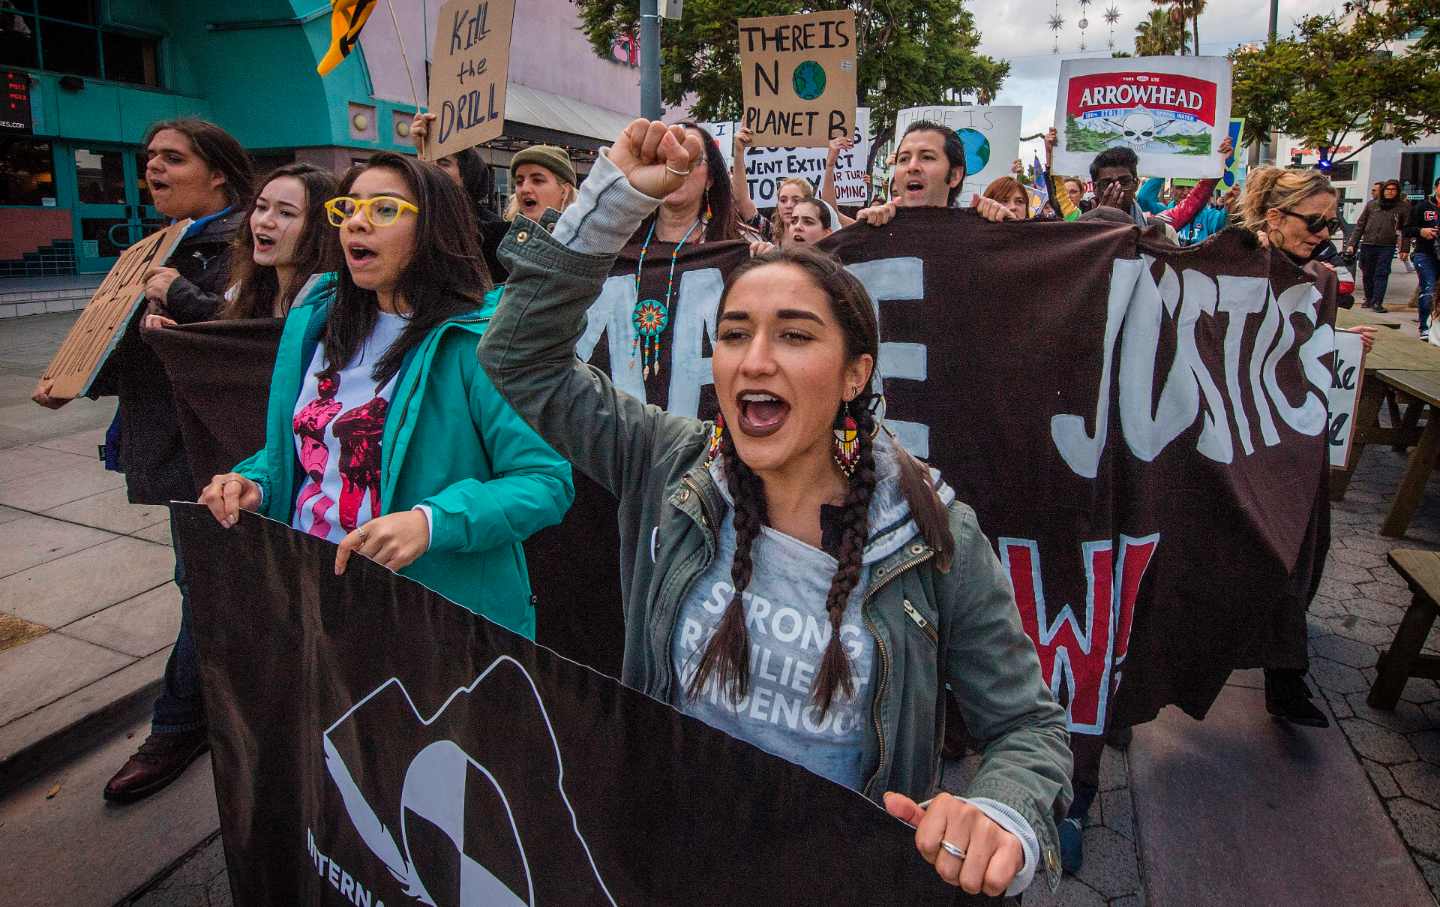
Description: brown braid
812,405,877,714
686,428,770,704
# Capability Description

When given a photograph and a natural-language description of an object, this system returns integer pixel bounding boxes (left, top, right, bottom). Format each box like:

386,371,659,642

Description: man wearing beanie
506,144,578,221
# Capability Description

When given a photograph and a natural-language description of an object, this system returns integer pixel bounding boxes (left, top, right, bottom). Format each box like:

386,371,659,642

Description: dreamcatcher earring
705,413,725,465
832,397,860,478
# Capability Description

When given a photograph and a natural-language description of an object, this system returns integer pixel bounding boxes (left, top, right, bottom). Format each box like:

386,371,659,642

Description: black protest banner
176,504,977,906
821,212,1331,731
144,319,284,492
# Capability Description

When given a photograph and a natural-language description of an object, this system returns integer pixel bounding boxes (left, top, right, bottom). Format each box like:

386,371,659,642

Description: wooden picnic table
1377,368,1440,537
1330,311,1440,502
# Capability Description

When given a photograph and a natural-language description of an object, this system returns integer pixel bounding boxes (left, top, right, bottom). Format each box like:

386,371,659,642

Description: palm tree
1135,8,1188,56
1150,0,1206,55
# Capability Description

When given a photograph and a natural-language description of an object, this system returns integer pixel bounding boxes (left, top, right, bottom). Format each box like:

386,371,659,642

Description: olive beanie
509,145,576,187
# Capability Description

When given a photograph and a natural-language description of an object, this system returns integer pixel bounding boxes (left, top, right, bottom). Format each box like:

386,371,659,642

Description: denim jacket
478,153,1073,889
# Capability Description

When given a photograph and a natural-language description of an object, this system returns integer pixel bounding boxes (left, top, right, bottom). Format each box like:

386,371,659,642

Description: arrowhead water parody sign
893,106,1022,206
738,10,857,148
1053,56,1232,180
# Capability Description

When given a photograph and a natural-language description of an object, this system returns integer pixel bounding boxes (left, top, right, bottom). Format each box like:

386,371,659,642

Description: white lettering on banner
1051,258,1331,478
307,828,385,907
579,259,933,458
844,257,930,457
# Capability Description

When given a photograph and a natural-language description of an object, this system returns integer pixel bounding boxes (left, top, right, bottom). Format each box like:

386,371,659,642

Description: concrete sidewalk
0,311,180,795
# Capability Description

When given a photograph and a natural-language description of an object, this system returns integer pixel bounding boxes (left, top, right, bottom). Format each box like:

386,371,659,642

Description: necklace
632,216,703,380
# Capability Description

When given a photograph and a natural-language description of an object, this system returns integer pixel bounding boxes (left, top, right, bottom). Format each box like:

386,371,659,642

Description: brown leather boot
103,729,209,804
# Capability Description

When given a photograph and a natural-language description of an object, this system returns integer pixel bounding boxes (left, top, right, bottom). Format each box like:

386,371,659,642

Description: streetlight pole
1268,0,1279,44
641,0,662,119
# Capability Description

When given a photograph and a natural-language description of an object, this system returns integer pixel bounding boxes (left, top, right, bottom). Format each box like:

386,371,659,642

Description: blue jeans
1358,244,1395,307
1414,251,1438,333
151,516,206,735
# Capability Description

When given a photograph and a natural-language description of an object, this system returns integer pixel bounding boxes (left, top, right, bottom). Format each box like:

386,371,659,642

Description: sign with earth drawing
893,106,1022,205
1052,56,1232,180
737,10,857,148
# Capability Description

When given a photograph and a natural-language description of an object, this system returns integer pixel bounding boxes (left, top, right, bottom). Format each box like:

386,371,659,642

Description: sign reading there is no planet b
738,11,857,148
425,0,516,161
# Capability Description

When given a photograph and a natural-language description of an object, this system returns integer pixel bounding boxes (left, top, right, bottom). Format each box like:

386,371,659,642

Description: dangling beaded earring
833,398,860,478
705,413,725,465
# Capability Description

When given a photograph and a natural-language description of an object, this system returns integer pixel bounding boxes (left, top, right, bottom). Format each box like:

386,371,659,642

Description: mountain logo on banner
321,656,616,907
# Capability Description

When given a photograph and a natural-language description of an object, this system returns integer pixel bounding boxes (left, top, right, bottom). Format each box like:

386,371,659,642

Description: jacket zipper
902,599,939,645
861,550,933,796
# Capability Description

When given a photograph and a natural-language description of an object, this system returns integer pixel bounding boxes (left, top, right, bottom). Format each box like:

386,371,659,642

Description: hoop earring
706,412,725,465
833,399,860,478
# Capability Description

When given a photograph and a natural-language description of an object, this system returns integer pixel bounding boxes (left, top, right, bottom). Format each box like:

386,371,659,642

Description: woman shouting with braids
480,120,1071,898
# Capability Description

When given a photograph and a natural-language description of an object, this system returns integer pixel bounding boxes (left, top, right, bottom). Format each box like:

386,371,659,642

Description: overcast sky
968,0,1344,161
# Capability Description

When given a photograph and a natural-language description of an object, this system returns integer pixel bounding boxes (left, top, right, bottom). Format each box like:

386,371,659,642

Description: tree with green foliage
1149,0,1206,56
1134,8,1188,56
1230,0,1440,164
572,0,1008,134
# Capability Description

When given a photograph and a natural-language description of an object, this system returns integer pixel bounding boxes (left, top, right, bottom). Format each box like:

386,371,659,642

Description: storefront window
74,147,126,204
40,20,98,77
0,137,54,205
0,2,161,87
0,13,38,69
103,31,157,86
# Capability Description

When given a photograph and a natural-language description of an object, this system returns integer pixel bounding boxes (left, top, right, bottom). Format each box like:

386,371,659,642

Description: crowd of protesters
25,99,1394,897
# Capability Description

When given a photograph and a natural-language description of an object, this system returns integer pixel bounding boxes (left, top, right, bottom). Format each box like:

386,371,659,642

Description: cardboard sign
1328,330,1366,469
701,108,872,206
738,11,857,148
39,220,191,401
1053,56,1232,179
425,0,516,161
1222,117,1246,189
893,106,1022,205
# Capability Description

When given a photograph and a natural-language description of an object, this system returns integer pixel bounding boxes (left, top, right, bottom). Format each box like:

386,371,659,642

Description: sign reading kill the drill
425,0,516,160
738,11,856,148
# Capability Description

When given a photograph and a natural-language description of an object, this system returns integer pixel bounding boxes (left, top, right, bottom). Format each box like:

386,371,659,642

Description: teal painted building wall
2,1,423,275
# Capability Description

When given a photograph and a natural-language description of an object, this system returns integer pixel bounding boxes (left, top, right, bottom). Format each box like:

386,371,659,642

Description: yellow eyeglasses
324,195,419,227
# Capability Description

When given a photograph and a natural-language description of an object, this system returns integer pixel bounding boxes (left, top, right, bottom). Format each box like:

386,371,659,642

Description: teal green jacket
234,276,574,638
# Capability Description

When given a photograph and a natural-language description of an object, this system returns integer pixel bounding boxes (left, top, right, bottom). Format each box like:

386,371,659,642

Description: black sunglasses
1280,208,1342,236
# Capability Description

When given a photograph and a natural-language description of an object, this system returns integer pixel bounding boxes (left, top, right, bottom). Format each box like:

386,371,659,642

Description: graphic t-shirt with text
672,505,878,790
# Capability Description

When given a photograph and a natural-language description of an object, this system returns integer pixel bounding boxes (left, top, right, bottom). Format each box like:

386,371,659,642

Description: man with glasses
1090,139,1233,234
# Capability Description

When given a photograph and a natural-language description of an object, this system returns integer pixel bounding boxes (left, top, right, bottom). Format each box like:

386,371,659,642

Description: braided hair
685,246,955,716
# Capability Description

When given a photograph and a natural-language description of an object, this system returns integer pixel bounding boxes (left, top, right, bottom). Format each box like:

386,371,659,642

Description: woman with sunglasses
1237,165,1373,728
480,120,1071,898
198,152,573,637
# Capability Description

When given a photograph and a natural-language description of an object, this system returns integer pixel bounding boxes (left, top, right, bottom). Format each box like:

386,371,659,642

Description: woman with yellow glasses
198,152,573,635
